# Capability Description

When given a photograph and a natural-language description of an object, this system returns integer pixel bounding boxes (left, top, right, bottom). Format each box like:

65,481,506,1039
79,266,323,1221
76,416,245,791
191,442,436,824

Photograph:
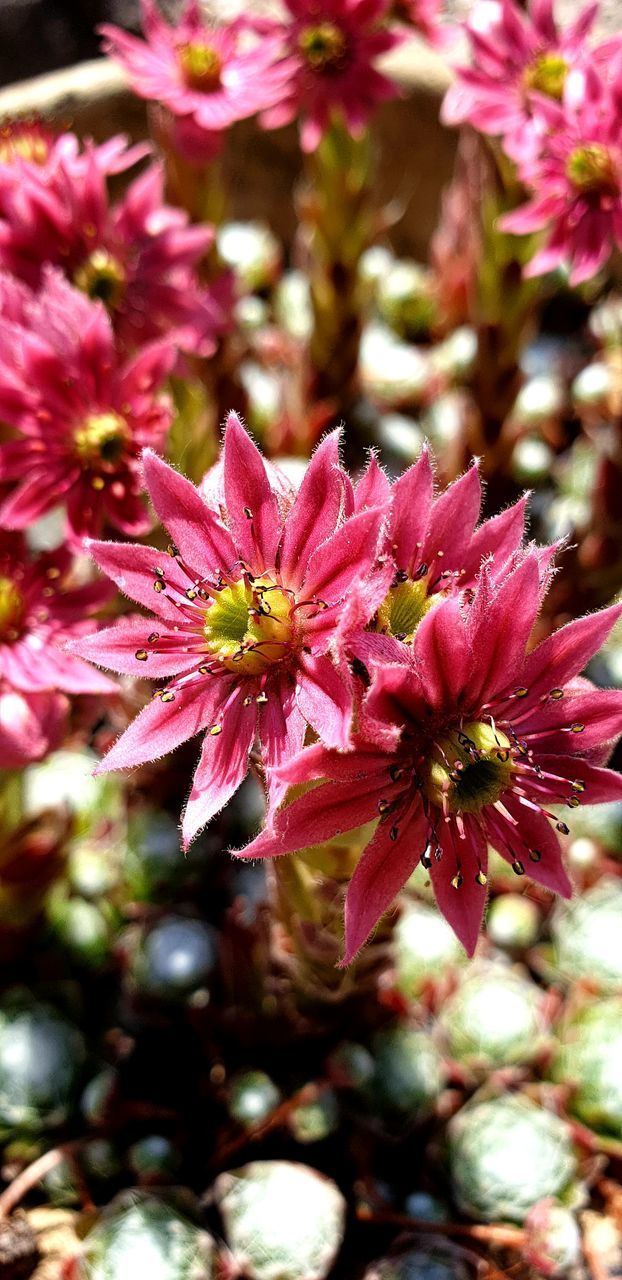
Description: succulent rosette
238,556,622,959
69,414,386,847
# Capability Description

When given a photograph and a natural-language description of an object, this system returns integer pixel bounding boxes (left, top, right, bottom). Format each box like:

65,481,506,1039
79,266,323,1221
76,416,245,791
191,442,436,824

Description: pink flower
100,0,288,134
0,270,174,543
260,0,404,152
237,556,622,960
441,0,621,163
0,533,115,768
348,450,535,665
0,141,220,354
69,413,387,847
501,67,622,284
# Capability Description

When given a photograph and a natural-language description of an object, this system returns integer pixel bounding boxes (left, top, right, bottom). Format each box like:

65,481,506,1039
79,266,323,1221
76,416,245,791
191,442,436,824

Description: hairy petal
342,801,428,964
295,652,353,749
181,692,257,847
278,430,344,588
223,412,281,571
142,449,236,578
95,676,232,773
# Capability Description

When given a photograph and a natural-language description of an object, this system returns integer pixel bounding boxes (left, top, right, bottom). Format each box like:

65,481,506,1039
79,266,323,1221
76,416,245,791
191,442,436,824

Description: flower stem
297,120,375,426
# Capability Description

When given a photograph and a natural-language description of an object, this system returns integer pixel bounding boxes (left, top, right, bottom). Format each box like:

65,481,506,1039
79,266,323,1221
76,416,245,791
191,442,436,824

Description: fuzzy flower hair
0,270,175,543
441,0,621,163
101,0,289,135
237,557,622,961
69,414,387,847
259,0,403,152
0,533,114,768
501,65,622,285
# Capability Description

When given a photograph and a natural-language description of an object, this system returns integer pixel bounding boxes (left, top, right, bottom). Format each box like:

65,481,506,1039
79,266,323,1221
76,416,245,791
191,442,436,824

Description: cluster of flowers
101,0,436,157
60,415,622,960
0,116,233,765
442,0,622,285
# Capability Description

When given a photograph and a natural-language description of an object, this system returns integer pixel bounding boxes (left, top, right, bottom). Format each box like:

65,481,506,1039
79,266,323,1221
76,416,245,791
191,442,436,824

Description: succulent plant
440,962,544,1071
394,900,464,998
79,1192,214,1279
0,992,86,1136
553,998,622,1138
367,1025,446,1122
551,878,622,991
363,1247,471,1280
214,1161,346,1280
228,1070,281,1130
486,893,541,951
448,1096,577,1223
130,916,217,1001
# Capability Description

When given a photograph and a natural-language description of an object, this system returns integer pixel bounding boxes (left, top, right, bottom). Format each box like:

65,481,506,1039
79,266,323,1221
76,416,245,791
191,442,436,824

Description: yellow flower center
0,577,24,642
523,52,568,101
74,249,127,311
178,41,223,92
203,578,295,675
424,720,513,814
73,413,129,474
375,577,439,643
298,23,348,71
0,123,50,166
566,144,618,196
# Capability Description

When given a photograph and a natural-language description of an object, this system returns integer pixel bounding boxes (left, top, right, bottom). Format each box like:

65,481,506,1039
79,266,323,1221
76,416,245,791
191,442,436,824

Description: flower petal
142,449,237,578
68,615,203,679
342,801,428,964
182,691,257,847
223,411,281,572
95,675,232,773
302,506,384,604
278,430,344,588
295,652,353,749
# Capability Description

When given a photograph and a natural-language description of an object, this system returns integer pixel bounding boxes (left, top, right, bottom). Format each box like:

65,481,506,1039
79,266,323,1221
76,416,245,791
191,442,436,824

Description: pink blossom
100,0,288,134
441,0,621,163
342,449,547,668
0,270,174,543
69,413,387,847
0,143,221,354
237,556,622,960
389,0,451,48
501,67,622,284
0,533,114,769
260,0,404,152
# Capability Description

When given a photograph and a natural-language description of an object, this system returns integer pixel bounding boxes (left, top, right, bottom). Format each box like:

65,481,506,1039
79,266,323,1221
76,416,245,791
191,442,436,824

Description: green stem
298,119,375,421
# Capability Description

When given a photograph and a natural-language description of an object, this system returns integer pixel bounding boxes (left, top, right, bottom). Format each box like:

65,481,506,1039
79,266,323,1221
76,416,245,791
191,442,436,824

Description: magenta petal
536,755,622,805
181,692,257,847
68,616,203,679
342,802,428,964
517,602,622,704
260,677,306,775
428,818,488,956
86,539,194,624
302,506,384,603
274,738,392,789
354,453,391,512
466,556,541,705
142,450,236,578
413,595,472,712
499,795,572,898
423,463,482,566
278,430,344,588
234,777,388,861
391,450,434,574
223,412,281,572
461,495,528,581
96,676,233,773
296,653,353,749
519,687,622,755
